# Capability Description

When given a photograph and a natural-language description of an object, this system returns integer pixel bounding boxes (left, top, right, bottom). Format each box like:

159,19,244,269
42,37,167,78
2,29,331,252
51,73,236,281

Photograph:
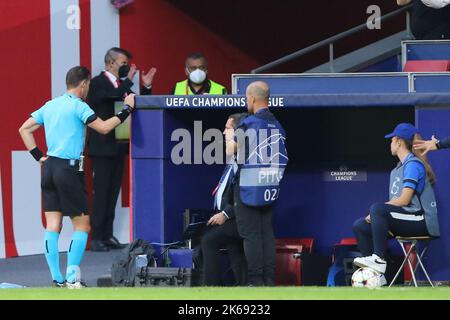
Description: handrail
251,4,413,74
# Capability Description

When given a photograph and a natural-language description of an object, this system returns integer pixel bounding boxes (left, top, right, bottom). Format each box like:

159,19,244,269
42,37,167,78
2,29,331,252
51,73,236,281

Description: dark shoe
90,240,110,252
264,278,275,287
104,236,127,249
52,280,66,288
247,276,265,287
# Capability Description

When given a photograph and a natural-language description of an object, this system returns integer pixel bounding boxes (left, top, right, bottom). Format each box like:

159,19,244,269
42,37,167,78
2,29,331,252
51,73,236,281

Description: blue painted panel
416,107,450,281
132,159,165,243
168,249,194,268
162,109,239,160
163,160,223,243
359,55,401,73
406,42,450,61
272,169,390,256
132,109,164,159
413,74,450,93
234,74,409,95
136,94,450,109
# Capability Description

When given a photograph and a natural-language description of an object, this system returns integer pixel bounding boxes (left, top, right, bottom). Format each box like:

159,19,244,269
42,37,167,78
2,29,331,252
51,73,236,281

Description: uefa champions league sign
323,165,367,182
164,96,285,108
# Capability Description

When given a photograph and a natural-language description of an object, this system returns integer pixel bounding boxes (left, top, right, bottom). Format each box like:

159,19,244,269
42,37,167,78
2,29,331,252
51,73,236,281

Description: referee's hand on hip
39,156,48,165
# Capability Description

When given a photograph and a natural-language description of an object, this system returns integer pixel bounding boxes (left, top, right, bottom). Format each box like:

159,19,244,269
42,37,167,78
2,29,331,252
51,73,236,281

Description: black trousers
353,203,429,258
233,184,275,286
91,155,124,241
201,219,247,286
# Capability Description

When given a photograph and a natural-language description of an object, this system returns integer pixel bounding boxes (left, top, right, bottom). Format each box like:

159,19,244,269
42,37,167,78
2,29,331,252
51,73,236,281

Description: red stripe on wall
121,156,130,208
129,119,133,242
79,0,94,250
79,0,93,202
0,0,52,257
79,0,91,70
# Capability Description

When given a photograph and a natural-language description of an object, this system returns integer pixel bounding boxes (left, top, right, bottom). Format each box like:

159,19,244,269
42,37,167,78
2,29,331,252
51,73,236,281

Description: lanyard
186,80,191,95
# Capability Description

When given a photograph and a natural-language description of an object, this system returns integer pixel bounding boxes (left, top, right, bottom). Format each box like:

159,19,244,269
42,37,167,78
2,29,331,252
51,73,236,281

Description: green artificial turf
0,286,449,300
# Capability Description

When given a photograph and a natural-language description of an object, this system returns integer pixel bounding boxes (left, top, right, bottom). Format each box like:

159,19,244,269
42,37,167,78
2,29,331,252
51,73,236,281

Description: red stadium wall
119,1,259,94
1,0,51,257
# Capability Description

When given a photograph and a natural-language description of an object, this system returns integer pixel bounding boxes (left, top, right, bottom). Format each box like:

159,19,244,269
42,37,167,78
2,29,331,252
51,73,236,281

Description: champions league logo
323,165,367,182
247,132,289,165
391,177,401,195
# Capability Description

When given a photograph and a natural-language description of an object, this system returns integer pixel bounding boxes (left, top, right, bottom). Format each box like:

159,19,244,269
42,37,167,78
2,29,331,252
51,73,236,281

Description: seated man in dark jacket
201,113,248,286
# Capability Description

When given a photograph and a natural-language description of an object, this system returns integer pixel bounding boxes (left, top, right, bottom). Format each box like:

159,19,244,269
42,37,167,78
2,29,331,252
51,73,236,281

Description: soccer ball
351,267,381,289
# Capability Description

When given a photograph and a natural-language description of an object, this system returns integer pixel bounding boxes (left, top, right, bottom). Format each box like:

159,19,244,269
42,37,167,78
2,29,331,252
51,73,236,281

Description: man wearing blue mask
173,52,227,95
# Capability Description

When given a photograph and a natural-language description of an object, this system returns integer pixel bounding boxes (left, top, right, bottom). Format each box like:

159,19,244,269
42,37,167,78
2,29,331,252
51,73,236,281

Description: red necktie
212,183,219,196
116,79,120,88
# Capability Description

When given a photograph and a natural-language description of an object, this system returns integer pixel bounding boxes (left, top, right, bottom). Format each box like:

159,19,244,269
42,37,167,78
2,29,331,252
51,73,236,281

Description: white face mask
189,69,207,84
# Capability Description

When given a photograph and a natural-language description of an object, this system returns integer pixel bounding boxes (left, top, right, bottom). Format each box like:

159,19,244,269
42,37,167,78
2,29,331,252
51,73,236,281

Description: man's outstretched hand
413,135,438,156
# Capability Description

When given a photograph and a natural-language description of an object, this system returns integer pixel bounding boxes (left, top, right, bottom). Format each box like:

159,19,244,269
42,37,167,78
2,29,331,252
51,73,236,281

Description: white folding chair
389,236,435,287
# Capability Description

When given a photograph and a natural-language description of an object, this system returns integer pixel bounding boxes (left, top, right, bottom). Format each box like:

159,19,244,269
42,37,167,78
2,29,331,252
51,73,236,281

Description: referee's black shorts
41,156,88,217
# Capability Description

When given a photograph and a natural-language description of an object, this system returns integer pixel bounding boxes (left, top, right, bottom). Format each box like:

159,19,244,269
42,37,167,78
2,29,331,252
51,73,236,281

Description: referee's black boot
90,240,110,252
104,236,127,249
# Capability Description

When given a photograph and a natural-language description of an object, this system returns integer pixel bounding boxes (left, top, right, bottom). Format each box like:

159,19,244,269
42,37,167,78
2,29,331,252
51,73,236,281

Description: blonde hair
407,133,436,185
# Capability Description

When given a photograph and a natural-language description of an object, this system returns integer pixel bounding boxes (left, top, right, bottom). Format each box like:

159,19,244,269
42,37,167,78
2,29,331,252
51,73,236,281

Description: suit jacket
215,164,236,219
87,72,152,157
220,182,235,219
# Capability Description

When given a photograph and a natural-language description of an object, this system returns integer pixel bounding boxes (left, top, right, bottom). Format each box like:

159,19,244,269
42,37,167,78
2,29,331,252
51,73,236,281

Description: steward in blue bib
236,108,288,207
390,154,440,237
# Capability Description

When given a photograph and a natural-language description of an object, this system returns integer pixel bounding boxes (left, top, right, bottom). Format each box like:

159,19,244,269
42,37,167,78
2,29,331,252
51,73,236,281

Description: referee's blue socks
66,231,88,283
44,231,64,284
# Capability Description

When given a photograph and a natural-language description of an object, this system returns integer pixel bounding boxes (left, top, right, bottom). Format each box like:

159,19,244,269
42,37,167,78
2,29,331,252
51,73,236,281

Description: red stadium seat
275,238,314,286
330,238,358,264
338,237,358,246
402,242,417,283
403,60,450,72
275,237,314,252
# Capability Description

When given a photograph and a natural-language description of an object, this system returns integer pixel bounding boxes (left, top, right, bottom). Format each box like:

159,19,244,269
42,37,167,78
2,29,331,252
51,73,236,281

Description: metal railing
251,4,413,74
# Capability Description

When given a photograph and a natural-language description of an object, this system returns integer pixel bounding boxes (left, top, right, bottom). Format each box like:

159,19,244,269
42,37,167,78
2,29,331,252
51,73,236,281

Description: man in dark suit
88,47,157,251
201,113,248,286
